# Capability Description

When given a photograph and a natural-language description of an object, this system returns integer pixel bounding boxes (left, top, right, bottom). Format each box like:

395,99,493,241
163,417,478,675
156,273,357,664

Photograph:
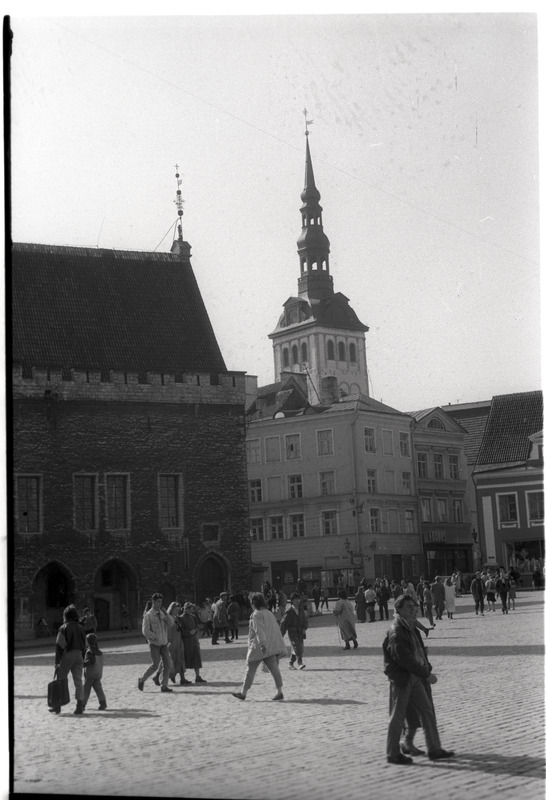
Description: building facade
11,238,251,638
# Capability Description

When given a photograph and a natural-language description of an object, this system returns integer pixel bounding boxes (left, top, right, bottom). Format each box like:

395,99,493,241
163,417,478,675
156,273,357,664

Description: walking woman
354,585,367,622
51,604,86,715
232,593,285,701
444,577,456,619
179,603,207,683
333,589,358,650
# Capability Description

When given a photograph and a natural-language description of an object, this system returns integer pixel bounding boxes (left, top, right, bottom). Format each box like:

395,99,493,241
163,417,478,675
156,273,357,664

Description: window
338,341,346,361
448,454,460,480
327,340,335,360
322,510,338,536
249,479,262,503
292,344,299,364
427,417,445,430
367,469,377,493
270,516,284,540
285,433,301,459
282,348,289,367
159,474,181,528
417,453,428,478
317,429,333,456
246,439,261,464
250,517,265,542
16,475,41,533
498,494,518,524
382,430,393,455
265,436,281,462
74,475,97,530
106,474,129,529
405,510,415,533
290,513,305,538
320,470,335,495
420,497,432,522
349,342,357,363
451,499,463,523
436,498,448,522
288,474,303,499
402,472,412,495
301,342,308,363
399,432,410,457
527,491,544,523
370,507,381,533
364,427,376,453
385,470,395,493
433,454,444,479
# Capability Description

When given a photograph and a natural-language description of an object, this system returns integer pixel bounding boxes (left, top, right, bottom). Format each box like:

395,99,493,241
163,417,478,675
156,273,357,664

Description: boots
344,641,351,650
73,701,84,715
352,639,358,649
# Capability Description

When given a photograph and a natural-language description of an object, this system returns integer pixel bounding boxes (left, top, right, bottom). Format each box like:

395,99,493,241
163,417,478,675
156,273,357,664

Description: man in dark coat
280,593,308,670
383,595,454,765
470,571,486,616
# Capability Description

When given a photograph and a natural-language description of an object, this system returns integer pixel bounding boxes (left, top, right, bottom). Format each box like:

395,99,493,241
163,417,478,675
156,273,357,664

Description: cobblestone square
11,592,545,799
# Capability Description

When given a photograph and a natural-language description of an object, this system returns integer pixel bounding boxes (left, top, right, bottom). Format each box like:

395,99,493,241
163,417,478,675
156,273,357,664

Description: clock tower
269,131,370,405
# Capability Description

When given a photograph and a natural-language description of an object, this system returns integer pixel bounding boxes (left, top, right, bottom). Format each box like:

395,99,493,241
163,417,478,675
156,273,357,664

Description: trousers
141,644,174,686
242,655,282,693
83,678,106,706
386,673,441,758
57,649,84,701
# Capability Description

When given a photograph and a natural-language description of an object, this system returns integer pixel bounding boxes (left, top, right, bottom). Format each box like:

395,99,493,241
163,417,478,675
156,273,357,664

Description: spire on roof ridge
170,165,191,259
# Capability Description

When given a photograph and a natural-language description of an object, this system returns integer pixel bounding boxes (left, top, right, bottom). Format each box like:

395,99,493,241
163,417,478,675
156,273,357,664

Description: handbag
47,669,70,708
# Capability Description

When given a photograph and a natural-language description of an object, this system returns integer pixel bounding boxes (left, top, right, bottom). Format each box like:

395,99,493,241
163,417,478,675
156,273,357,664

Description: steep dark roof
272,292,368,335
11,243,227,376
443,401,492,465
475,391,543,466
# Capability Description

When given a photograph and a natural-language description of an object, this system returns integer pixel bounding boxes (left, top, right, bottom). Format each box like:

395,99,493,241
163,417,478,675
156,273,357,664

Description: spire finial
303,107,314,137
174,165,184,241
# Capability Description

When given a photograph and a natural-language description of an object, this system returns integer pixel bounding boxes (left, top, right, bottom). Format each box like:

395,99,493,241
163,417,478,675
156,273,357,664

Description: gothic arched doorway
93,559,138,632
32,561,76,633
195,554,228,604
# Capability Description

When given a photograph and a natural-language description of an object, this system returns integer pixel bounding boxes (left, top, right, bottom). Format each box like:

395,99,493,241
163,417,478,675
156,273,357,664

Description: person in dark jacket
280,593,308,669
495,569,511,614
377,579,392,621
383,595,454,765
470,571,486,616
82,633,107,710
51,604,87,715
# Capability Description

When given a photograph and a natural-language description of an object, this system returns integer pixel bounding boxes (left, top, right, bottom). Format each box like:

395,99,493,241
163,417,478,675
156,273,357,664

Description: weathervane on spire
303,108,314,136
174,164,184,240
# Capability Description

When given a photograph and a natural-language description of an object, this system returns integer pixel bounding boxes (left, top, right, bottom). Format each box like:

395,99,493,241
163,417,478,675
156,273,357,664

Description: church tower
269,129,370,404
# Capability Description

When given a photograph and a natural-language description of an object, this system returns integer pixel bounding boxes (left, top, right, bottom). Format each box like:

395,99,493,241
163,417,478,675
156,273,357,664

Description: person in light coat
232,593,286,701
333,589,358,649
138,593,175,693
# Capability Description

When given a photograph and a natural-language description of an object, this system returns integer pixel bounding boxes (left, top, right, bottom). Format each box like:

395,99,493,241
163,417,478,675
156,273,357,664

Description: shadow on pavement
281,698,366,705
76,709,161,719
421,752,545,779
426,645,544,656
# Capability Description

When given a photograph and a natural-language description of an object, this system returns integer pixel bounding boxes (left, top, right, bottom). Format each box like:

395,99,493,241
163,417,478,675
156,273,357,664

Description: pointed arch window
292,344,299,364
327,340,335,361
349,343,357,363
282,348,290,368
338,342,346,361
301,342,308,363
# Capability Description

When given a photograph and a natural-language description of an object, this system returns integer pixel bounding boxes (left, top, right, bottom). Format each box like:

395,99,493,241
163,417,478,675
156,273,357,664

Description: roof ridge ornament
174,165,184,242
303,107,314,137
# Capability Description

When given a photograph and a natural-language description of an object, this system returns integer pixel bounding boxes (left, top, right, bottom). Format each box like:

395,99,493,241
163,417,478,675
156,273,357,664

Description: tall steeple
297,125,333,302
170,165,192,260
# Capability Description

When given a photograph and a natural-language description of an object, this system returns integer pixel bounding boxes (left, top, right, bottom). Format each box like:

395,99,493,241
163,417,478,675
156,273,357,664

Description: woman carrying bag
50,604,87,715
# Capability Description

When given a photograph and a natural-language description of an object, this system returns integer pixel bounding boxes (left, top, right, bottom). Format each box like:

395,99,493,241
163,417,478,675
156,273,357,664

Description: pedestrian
280,592,308,669
82,633,107,711
383,594,454,765
508,575,517,610
431,576,446,620
377,579,392,621
179,603,207,684
401,579,418,604
391,580,403,600
153,602,191,686
365,584,377,622
423,582,435,629
333,589,358,650
211,592,231,645
416,577,426,617
227,595,240,641
120,604,132,632
470,571,486,616
485,575,497,612
444,577,456,619
51,604,86,715
80,607,97,636
311,582,321,612
320,586,329,610
138,593,175,693
532,567,542,590
495,569,511,615
277,588,287,616
232,593,285,701
354,585,367,622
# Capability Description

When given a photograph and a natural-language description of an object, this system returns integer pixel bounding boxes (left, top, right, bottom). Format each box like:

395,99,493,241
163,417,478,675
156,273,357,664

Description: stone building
11,235,251,638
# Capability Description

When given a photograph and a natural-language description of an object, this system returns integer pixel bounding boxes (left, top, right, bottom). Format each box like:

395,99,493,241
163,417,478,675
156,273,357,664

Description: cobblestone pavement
11,592,545,799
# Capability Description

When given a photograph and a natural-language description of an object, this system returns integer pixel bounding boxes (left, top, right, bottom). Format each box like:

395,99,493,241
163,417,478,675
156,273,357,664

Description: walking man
211,592,231,645
280,592,308,669
470,571,486,616
383,595,454,765
138,593,175,693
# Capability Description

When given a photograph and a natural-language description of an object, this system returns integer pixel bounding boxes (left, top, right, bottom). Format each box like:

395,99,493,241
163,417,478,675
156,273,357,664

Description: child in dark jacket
83,633,107,710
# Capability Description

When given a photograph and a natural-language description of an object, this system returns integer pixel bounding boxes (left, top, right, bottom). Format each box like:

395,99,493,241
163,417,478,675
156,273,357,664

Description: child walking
83,633,107,710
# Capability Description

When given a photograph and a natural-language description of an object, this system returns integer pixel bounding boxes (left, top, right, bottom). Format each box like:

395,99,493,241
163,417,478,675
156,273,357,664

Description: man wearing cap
138,593,175,693
383,594,454,765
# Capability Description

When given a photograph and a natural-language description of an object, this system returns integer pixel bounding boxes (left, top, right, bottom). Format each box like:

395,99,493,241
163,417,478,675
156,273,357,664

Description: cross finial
303,107,314,136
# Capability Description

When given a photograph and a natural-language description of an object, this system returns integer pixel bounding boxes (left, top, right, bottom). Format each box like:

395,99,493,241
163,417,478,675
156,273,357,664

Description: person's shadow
416,752,545,779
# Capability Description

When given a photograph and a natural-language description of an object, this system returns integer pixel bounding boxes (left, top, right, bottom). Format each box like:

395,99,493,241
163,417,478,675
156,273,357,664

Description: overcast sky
9,11,541,411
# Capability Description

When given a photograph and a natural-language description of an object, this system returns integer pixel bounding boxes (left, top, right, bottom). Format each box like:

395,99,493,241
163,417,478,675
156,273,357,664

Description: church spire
296,118,333,301
170,165,192,259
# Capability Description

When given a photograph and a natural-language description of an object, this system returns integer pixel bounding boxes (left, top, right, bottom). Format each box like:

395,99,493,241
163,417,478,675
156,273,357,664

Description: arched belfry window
327,340,335,361
338,342,346,361
301,342,308,363
292,344,299,364
349,343,357,363
283,348,289,368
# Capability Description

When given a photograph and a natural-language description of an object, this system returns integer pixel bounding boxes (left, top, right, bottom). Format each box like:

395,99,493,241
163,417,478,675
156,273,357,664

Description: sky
8,10,541,412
